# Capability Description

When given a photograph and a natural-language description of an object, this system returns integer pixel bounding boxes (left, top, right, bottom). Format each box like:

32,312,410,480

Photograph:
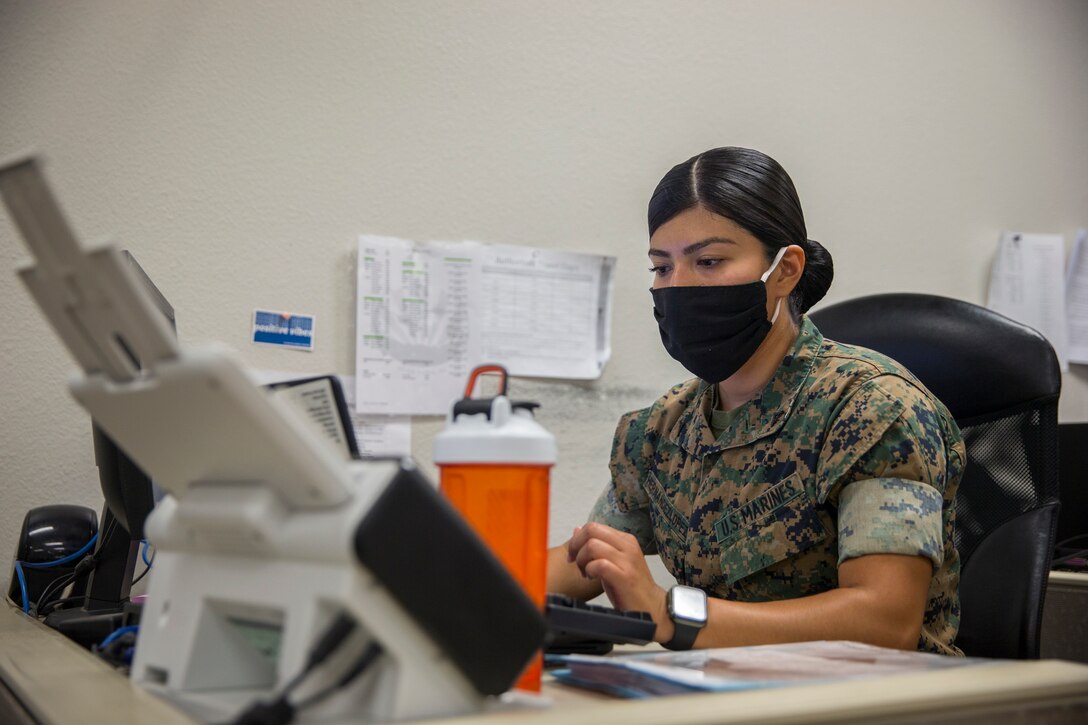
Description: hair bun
794,238,834,313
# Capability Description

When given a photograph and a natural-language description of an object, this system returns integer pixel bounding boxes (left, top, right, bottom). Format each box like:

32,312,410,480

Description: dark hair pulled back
647,146,833,319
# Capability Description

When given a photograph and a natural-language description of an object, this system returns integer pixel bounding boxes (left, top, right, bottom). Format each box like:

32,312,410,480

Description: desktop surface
1042,570,1088,665
0,599,194,725
3,600,1088,725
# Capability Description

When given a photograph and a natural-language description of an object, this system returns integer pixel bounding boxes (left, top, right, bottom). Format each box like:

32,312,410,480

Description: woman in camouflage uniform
547,147,963,655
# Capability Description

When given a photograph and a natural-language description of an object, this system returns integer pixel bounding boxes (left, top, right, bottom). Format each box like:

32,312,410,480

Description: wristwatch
662,585,708,650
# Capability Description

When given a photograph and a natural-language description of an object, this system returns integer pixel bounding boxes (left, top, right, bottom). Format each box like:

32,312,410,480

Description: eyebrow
647,237,738,258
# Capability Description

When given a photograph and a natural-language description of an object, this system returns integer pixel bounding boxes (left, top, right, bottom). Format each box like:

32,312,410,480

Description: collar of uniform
669,317,824,457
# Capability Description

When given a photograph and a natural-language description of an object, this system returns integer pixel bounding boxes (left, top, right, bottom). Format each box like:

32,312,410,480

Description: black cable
294,641,384,710
37,594,84,617
1054,532,1088,550
230,613,359,725
1052,547,1088,568
1052,533,1088,568
34,572,73,607
300,614,358,673
35,542,107,616
94,629,139,668
131,563,152,586
33,571,77,616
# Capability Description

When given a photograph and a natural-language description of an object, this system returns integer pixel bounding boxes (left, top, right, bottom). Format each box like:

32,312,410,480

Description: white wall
1,1,1086,577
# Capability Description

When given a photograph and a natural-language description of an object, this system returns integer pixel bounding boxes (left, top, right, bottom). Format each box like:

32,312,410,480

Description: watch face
671,586,707,623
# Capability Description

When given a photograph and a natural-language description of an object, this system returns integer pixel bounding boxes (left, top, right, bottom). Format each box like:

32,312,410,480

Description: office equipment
544,593,656,655
0,153,546,723
811,292,1061,659
265,374,361,459
7,505,98,612
435,364,557,690
40,251,173,647
1056,422,1088,567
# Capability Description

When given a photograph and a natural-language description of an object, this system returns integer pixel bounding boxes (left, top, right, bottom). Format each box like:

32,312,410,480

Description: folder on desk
550,641,993,699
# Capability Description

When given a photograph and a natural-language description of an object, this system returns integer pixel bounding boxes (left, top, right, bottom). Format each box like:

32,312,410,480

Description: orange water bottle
434,365,556,693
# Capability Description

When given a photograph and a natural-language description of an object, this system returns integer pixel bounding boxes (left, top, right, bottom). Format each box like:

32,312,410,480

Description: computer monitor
44,251,173,644
94,250,173,540
1056,422,1088,569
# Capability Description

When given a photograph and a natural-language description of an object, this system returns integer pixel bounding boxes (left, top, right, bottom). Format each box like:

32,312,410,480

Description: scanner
0,154,547,723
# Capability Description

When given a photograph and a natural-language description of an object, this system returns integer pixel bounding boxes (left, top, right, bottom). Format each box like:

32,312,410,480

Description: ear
769,244,805,298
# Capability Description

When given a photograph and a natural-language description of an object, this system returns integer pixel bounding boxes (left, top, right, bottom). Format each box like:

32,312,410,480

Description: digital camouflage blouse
590,317,964,655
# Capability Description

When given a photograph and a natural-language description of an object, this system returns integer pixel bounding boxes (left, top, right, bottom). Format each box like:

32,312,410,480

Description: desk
0,601,194,725
3,601,1088,725
1042,570,1088,664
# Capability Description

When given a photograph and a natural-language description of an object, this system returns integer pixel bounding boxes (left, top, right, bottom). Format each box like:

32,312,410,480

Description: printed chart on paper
355,235,615,415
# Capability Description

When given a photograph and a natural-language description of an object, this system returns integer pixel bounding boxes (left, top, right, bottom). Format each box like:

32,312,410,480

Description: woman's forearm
689,554,931,650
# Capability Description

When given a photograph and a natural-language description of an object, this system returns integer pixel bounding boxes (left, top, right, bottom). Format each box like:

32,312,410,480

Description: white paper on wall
987,231,1068,371
355,235,615,415
339,376,412,458
1064,229,1088,365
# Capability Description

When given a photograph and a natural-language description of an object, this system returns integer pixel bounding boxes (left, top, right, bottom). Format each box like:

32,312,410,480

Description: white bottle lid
433,395,557,465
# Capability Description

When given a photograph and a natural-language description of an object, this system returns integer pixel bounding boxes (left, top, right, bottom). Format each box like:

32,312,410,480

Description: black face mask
651,248,786,384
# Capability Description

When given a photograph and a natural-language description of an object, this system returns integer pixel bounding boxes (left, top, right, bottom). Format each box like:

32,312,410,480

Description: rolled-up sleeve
587,483,657,554
580,407,659,554
819,375,956,569
837,476,944,567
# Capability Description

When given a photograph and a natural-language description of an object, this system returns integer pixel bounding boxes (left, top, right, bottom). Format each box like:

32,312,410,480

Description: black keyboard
544,593,657,655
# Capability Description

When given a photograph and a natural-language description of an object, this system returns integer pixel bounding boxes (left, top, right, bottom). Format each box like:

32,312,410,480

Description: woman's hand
566,522,674,642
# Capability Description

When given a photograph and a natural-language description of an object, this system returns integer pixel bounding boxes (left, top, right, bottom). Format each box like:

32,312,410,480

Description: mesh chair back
956,404,1060,566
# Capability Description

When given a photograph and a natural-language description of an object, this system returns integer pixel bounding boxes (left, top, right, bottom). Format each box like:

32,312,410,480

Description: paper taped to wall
1065,229,1088,365
987,231,1068,371
355,235,615,415
340,375,411,457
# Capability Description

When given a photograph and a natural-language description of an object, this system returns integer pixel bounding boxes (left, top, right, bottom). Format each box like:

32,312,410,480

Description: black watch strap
662,620,701,650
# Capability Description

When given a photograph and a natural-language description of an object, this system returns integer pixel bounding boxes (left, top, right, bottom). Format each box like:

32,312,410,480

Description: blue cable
98,625,139,649
13,561,29,614
20,532,98,569
141,540,153,567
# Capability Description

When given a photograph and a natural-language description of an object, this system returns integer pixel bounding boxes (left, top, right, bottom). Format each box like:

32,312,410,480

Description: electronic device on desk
1055,423,1088,572
0,154,547,724
265,375,360,460
545,593,657,656
5,250,167,647
7,504,99,613
39,251,171,648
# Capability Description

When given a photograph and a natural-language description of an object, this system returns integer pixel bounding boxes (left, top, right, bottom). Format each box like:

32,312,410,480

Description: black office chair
809,293,1061,659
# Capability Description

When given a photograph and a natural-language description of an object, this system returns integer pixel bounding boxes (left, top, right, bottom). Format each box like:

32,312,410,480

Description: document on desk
986,231,1068,371
550,641,992,698
1065,229,1088,364
355,235,615,415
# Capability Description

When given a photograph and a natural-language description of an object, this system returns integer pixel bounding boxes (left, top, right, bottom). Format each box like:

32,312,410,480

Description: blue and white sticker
252,310,315,351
